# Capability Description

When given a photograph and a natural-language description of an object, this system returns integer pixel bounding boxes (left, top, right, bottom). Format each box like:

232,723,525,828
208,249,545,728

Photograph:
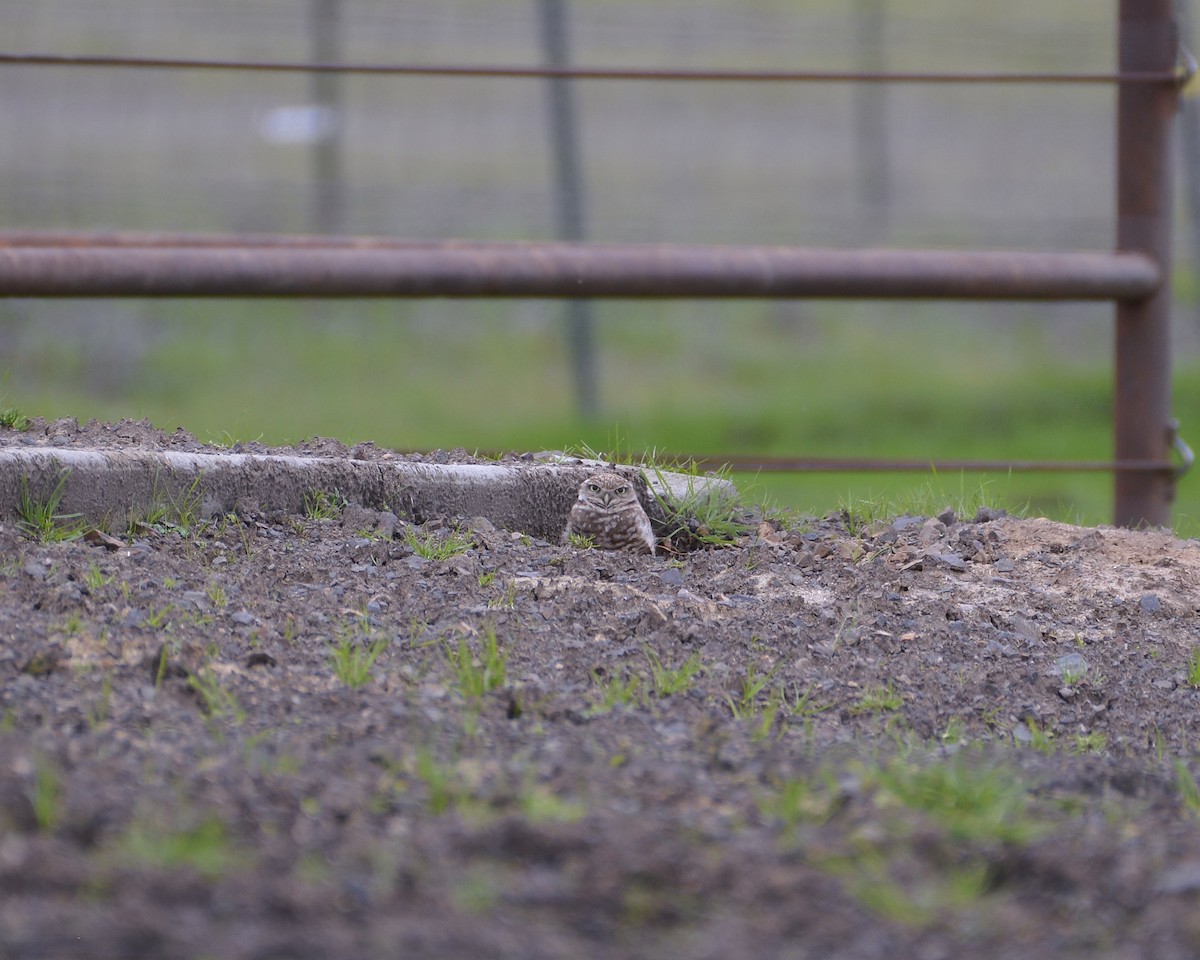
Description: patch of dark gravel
3,420,1200,958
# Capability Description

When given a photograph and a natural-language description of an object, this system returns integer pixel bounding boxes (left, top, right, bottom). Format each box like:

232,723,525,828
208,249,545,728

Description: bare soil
3,419,1200,959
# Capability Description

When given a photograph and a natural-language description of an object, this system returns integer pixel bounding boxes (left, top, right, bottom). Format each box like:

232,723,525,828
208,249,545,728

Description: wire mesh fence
0,0,1140,249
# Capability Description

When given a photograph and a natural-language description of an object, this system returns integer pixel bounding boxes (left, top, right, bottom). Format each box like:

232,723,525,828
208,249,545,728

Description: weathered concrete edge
0,448,737,542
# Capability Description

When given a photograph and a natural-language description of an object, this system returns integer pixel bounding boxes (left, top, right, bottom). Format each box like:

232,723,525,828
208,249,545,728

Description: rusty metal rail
0,241,1161,300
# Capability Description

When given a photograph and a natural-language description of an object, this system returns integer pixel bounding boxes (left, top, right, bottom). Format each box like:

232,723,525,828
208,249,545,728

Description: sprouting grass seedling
329,631,390,689
30,755,62,832
587,667,645,715
644,646,702,697
1186,647,1200,689
487,579,518,610
206,582,228,610
187,665,246,737
86,673,114,729
1175,761,1200,818
304,489,346,521
444,625,508,698
144,604,175,630
404,526,475,561
567,531,596,549
120,815,238,880
1058,661,1086,687
0,406,30,430
17,472,85,542
850,682,903,716
1070,732,1108,755
83,562,111,593
725,663,779,720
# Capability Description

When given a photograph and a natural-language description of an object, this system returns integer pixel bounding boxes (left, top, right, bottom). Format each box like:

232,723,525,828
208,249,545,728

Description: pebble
1053,653,1088,677
983,640,1018,659
1155,862,1200,894
22,561,46,581
1139,593,1163,615
659,567,685,587
930,553,967,572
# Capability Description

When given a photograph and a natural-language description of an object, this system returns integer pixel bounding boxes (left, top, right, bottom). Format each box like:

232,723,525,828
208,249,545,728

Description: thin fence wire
0,51,1187,84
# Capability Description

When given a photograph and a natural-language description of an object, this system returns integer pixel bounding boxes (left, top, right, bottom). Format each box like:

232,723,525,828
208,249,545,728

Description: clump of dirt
2,419,1200,959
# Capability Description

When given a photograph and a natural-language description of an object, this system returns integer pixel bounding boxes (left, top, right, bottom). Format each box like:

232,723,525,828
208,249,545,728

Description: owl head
576,472,637,509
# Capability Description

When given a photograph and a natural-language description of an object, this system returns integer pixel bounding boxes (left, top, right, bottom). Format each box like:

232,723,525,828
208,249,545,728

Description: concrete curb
0,447,736,542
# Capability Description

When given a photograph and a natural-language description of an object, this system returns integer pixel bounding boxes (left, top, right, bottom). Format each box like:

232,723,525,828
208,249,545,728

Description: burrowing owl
565,472,656,555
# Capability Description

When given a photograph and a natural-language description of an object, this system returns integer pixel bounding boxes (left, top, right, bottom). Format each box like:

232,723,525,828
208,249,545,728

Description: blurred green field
5,295,1198,535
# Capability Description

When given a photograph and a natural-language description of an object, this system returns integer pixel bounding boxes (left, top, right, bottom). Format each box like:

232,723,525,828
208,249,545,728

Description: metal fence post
537,0,599,421
310,0,345,235
1114,0,1179,526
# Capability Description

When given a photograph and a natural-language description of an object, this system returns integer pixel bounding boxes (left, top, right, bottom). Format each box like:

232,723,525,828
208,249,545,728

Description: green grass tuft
405,526,475,561
17,472,85,542
329,631,390,689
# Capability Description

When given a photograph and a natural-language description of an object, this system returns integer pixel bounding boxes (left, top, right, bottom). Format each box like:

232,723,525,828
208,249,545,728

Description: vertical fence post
1114,0,1178,526
853,0,890,243
311,0,345,235
537,0,599,420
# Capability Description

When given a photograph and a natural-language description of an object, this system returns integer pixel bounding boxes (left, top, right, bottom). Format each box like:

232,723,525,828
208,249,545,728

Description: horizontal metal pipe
0,243,1161,299
0,51,1186,84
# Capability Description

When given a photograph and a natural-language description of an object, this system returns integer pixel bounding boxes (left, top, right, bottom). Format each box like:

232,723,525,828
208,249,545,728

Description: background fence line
0,0,1192,527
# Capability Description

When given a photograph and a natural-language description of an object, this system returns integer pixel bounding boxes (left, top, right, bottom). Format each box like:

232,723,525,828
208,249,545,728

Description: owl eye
587,483,601,493
614,485,627,495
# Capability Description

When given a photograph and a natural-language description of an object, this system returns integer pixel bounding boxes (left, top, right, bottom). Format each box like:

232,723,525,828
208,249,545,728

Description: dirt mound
2,419,1200,958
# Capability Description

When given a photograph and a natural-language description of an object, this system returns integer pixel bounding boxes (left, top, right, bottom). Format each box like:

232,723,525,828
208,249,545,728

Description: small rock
930,553,967,572
375,512,399,540
659,567,685,587
936,508,957,526
83,528,125,551
22,561,46,581
1053,653,1088,678
891,515,924,533
1139,593,1163,615
1155,862,1200,894
231,611,255,626
982,640,1011,659
994,557,1015,573
972,506,1007,523
1057,686,1076,701
245,652,277,669
1011,616,1041,644
918,519,947,544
